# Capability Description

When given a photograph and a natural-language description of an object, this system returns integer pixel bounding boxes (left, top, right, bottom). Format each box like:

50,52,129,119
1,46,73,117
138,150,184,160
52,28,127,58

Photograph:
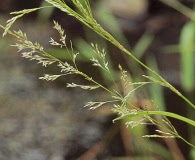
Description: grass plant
0,0,195,156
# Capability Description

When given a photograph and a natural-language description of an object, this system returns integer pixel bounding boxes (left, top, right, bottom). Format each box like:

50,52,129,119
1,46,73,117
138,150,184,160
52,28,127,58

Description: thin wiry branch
67,83,100,90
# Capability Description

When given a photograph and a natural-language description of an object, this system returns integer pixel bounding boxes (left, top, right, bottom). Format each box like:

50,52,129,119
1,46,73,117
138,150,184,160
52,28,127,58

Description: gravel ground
0,18,112,159
0,51,92,160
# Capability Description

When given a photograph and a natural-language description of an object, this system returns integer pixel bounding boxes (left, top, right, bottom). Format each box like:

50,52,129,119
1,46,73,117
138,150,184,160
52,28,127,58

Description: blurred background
0,0,195,160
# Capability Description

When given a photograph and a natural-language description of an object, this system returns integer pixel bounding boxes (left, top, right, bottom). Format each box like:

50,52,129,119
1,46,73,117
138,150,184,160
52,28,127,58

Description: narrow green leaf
180,21,195,92
146,56,165,110
133,32,154,59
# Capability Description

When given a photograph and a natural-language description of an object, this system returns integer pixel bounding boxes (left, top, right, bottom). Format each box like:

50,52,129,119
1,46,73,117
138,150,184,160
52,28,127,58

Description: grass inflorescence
0,0,195,150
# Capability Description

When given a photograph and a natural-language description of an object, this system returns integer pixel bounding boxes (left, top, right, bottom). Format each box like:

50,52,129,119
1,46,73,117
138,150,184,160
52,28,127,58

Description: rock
105,0,148,19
